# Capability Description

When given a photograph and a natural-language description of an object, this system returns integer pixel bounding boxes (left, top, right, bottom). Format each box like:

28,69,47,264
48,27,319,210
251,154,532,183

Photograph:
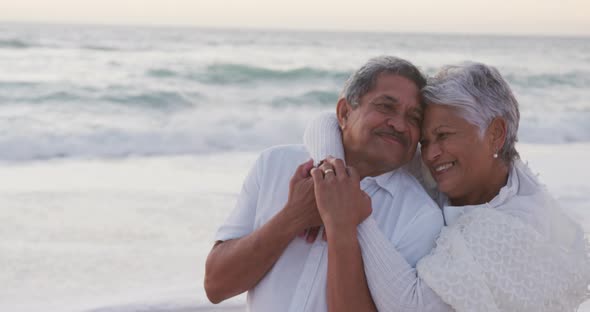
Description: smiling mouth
433,161,456,173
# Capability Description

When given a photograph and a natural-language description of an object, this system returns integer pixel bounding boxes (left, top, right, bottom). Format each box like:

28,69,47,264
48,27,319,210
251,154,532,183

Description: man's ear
487,117,507,152
336,98,352,130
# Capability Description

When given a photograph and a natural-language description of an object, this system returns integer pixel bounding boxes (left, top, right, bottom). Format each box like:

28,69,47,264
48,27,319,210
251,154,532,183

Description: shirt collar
488,163,519,208
360,169,400,197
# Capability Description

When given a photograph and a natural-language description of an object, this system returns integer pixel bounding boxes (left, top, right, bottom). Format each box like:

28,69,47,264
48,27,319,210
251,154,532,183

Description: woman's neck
449,162,510,207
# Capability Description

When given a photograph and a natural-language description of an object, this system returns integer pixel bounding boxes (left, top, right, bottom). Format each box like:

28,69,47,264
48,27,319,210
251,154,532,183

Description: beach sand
0,144,588,311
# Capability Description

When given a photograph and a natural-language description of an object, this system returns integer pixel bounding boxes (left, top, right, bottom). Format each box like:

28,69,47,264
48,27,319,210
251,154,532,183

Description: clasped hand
285,157,372,243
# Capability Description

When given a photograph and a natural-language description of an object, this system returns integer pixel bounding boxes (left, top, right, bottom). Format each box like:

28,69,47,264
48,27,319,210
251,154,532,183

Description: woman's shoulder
492,160,554,230
513,159,544,196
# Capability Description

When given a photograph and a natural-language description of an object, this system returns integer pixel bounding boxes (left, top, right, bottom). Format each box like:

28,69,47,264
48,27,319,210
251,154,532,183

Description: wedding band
323,169,335,175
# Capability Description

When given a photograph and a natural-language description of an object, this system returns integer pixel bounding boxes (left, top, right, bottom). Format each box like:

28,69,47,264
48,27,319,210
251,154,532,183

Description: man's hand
311,157,372,234
284,160,323,235
205,159,323,304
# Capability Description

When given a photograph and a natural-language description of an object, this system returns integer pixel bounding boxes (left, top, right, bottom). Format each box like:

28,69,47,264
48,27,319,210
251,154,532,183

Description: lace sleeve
303,112,345,165
357,218,453,312
416,208,590,312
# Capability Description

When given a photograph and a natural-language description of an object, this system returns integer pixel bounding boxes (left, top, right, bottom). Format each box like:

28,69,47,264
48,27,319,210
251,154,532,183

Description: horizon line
1,19,589,40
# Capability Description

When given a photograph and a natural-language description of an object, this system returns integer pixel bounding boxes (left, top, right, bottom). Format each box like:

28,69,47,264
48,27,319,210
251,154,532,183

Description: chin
369,152,401,168
384,157,406,170
436,180,457,197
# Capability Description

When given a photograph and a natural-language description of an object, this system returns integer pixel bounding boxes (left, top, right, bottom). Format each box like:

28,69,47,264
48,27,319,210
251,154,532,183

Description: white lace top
304,113,590,311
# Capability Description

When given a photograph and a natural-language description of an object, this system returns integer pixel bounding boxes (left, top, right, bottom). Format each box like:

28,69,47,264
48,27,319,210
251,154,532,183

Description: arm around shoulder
303,112,345,164
356,217,452,311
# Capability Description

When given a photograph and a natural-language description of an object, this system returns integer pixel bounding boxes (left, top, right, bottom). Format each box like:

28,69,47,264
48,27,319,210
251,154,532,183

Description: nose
386,114,408,133
421,141,441,164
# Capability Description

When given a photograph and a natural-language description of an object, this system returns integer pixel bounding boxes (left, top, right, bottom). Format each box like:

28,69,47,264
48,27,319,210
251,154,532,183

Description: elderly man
204,56,443,312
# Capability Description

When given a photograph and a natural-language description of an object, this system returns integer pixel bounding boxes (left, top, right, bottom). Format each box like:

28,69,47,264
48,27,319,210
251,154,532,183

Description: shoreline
0,143,588,311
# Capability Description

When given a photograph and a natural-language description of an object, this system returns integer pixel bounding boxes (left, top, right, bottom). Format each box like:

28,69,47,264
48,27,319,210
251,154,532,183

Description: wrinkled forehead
363,74,421,105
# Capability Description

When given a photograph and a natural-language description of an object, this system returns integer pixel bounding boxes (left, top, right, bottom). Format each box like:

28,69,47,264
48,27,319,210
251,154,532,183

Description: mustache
375,129,409,147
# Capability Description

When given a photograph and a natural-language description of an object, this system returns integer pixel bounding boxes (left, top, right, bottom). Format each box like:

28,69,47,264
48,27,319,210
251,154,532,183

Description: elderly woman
304,62,590,311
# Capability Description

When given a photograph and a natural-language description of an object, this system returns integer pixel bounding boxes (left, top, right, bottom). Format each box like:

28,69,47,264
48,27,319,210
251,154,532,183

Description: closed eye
437,132,453,140
371,95,399,112
375,102,395,111
408,114,422,126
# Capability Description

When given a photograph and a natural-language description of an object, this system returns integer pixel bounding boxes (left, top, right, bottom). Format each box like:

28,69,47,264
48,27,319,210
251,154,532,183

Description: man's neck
344,151,397,179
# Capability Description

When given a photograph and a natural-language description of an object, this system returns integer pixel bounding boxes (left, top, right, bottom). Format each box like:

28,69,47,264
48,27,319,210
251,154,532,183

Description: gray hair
422,62,520,163
340,56,426,108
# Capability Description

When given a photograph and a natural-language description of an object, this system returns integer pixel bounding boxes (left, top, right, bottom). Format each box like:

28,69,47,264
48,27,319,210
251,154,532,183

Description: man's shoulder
259,144,308,160
255,144,309,171
260,144,307,154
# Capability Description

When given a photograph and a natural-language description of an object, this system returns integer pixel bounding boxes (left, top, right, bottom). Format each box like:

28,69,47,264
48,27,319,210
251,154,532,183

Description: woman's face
420,104,497,204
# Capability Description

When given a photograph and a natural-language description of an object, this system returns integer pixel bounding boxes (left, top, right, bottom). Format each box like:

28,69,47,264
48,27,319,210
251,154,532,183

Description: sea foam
0,24,588,161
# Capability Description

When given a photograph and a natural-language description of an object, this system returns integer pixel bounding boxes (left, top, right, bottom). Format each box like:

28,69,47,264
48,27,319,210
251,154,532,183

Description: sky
1,0,589,36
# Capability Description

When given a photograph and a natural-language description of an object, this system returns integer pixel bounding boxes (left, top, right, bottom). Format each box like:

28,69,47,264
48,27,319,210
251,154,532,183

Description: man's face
340,73,422,176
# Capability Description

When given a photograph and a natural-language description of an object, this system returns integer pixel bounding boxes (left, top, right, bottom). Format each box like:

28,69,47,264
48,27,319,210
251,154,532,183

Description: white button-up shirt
215,145,443,312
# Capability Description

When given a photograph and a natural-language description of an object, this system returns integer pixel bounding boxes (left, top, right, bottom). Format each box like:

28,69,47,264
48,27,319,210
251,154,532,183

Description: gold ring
324,169,335,175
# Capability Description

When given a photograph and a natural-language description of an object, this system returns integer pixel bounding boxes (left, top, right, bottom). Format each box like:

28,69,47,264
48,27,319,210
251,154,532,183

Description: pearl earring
493,153,498,159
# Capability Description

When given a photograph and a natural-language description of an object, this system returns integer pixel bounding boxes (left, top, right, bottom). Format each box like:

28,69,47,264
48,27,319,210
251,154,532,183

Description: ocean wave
1,86,200,110
0,90,82,105
0,38,32,49
0,39,138,52
32,91,83,103
147,68,177,78
80,44,122,52
0,107,313,161
204,64,350,84
147,64,351,85
101,91,198,109
146,64,590,90
519,112,590,144
1,108,589,162
505,71,590,89
0,81,41,89
272,90,339,107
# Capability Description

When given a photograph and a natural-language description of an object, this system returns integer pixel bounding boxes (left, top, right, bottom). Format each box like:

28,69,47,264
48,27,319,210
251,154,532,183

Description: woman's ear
336,98,351,130
488,117,507,152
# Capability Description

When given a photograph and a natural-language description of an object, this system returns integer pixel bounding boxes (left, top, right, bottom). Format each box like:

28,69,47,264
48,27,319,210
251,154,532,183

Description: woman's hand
311,157,372,236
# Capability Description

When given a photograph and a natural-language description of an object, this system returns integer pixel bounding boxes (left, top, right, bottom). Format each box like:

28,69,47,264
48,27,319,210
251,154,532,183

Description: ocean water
0,23,588,311
0,23,589,161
